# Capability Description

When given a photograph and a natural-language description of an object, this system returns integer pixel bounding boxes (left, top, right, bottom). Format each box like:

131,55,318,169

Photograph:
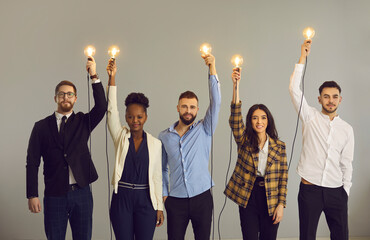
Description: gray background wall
1,0,369,239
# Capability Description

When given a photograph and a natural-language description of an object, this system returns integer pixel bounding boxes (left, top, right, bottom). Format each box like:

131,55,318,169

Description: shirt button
184,169,186,172
64,154,67,158
182,159,184,162
185,179,187,182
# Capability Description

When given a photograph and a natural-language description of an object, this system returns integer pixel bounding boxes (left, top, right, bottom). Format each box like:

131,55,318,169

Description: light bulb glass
231,54,244,68
303,27,315,40
84,45,96,57
108,45,120,58
200,43,212,55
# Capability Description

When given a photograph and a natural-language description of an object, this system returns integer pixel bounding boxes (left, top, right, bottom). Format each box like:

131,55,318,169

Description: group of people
26,39,354,240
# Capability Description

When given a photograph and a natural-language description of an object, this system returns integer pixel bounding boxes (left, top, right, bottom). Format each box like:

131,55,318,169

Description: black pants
239,177,279,240
44,185,93,240
298,182,348,240
165,189,213,240
110,188,156,240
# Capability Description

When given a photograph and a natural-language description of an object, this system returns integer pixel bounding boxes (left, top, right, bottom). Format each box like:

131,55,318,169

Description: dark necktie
60,116,67,143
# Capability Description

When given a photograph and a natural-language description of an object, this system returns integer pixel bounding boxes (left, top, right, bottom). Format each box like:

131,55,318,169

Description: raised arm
106,59,122,143
288,40,314,122
85,56,107,130
229,68,246,145
202,53,221,135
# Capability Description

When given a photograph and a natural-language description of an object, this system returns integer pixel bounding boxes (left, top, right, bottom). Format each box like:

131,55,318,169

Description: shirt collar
55,111,73,120
169,120,198,132
319,111,340,122
260,134,269,153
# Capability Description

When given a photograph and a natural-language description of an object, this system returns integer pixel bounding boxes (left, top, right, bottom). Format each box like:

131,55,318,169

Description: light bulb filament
231,54,244,68
303,27,315,40
108,46,120,59
200,43,212,55
84,45,96,57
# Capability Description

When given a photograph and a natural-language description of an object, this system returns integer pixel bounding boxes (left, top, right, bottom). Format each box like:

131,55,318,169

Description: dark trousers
44,185,93,240
165,189,213,240
239,178,279,240
110,188,156,240
298,182,348,240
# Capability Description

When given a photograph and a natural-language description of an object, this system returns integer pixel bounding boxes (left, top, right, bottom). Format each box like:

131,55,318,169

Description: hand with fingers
28,197,41,213
201,53,217,75
106,58,117,86
86,56,97,77
272,204,284,224
299,39,312,64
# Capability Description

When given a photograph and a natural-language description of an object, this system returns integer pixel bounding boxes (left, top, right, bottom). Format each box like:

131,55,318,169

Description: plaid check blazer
224,103,288,216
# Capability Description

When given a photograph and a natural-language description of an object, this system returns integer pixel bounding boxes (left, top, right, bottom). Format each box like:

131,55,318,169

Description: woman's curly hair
125,92,149,113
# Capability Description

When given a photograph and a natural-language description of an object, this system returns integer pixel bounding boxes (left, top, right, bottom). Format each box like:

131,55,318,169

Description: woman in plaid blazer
224,68,288,240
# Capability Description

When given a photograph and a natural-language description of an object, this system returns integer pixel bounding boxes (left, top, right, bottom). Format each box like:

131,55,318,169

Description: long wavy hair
245,104,278,153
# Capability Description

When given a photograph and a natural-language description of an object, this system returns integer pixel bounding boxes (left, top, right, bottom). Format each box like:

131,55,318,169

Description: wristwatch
90,74,98,80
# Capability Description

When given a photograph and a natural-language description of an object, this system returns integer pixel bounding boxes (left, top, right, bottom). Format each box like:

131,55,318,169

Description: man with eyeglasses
26,57,107,240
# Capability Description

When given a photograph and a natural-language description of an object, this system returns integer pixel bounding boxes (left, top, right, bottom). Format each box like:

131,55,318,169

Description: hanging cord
208,68,215,240
86,72,93,196
87,72,92,155
287,55,308,171
217,80,237,240
105,61,114,240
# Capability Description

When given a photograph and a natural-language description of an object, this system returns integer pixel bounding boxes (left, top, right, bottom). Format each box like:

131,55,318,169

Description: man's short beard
59,102,74,112
322,105,338,114
179,113,197,126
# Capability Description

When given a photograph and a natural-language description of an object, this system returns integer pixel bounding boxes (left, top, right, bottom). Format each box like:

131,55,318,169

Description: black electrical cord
105,79,113,240
208,68,215,240
217,82,237,240
287,55,308,171
87,72,92,155
86,72,93,196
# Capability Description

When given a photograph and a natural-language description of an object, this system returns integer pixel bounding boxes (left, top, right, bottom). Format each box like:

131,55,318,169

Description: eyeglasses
56,92,76,98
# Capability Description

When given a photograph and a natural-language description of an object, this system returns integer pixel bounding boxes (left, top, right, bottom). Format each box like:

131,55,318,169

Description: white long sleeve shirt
289,64,354,195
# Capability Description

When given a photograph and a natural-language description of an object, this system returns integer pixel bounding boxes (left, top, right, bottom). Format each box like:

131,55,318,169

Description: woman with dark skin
106,59,163,240
224,68,288,240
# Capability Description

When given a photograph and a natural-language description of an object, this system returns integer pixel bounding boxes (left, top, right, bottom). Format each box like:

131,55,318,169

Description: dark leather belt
69,184,80,191
118,181,149,189
255,177,265,187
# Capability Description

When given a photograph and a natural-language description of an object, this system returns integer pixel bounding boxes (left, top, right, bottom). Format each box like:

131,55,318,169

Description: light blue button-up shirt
159,75,221,198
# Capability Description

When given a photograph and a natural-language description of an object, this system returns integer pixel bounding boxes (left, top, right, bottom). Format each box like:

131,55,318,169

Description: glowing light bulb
84,45,96,57
303,27,315,40
108,45,120,59
200,43,212,55
231,54,244,68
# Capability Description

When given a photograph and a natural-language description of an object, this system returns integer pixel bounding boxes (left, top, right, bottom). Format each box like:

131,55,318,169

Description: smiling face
318,87,342,115
125,104,147,133
54,85,77,114
251,109,268,135
177,98,199,125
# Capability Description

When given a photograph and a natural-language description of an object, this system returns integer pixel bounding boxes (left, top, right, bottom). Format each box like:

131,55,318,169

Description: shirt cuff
91,78,101,84
295,64,305,71
231,101,242,108
209,74,219,82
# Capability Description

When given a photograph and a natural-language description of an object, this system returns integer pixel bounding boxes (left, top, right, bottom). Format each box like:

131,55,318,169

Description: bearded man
159,53,221,240
26,57,106,240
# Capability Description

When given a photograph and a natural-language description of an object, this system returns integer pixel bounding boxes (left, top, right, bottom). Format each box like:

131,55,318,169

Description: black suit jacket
26,82,107,198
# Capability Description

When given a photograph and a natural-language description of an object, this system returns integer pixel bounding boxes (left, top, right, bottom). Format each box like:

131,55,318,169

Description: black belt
255,177,265,187
69,184,80,191
118,181,149,190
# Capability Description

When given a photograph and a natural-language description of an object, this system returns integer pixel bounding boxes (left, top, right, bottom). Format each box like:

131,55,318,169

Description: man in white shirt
289,40,354,240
